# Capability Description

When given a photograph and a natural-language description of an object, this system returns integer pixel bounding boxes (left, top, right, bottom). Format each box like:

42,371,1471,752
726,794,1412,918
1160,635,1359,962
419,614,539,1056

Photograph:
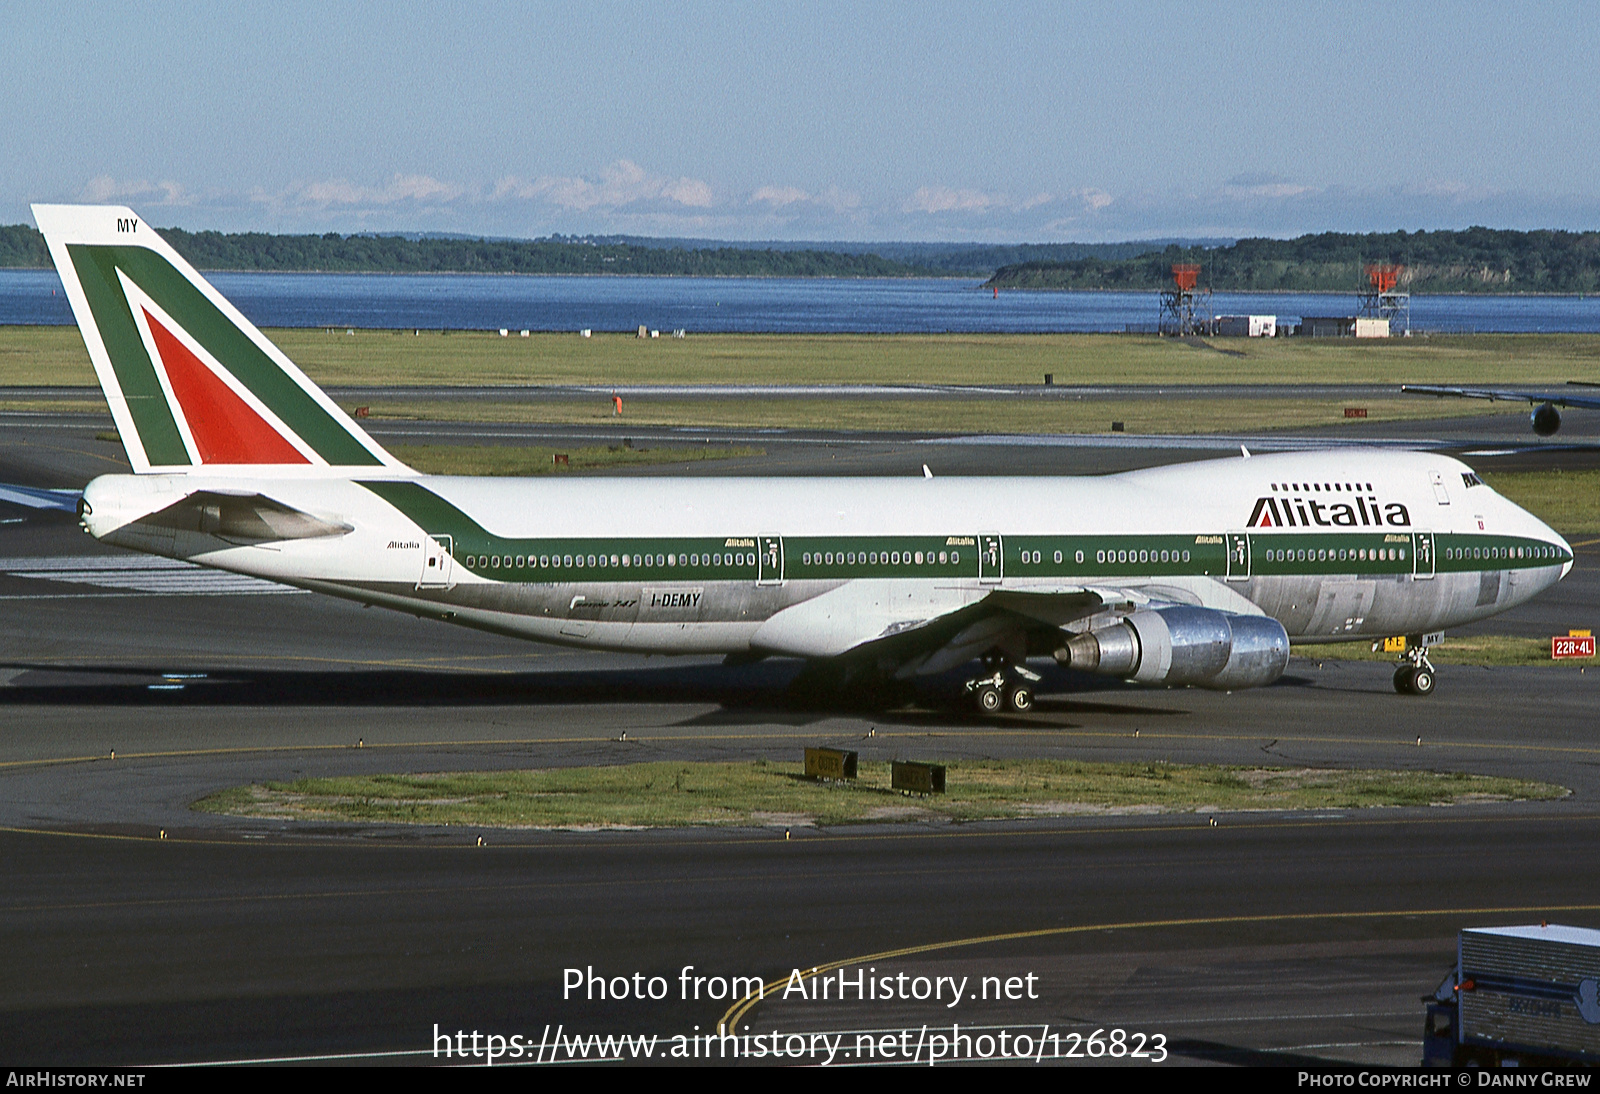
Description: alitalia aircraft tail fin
32,204,406,475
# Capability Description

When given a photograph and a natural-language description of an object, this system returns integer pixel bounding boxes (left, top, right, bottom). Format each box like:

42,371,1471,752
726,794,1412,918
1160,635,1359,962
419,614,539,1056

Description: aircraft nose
1531,519,1574,580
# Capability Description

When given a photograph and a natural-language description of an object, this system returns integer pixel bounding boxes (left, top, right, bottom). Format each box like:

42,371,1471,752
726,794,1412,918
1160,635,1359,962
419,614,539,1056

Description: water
5,267,1600,333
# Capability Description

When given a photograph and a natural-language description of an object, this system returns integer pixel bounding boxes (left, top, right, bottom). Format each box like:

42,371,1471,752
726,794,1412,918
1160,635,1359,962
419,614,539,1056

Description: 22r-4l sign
1552,633,1596,659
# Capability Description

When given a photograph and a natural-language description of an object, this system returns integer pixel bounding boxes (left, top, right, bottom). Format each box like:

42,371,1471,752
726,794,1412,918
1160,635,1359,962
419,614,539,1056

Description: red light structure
1159,264,1209,335
1358,262,1410,334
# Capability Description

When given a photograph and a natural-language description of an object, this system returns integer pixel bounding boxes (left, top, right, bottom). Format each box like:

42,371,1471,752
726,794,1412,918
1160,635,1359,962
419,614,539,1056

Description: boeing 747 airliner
34,204,1573,709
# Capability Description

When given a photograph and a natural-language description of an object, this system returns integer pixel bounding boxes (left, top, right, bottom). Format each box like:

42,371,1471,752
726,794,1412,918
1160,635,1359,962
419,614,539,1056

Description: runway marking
0,650,569,673
6,808,1600,865
1105,1009,1415,1027
168,1048,432,1066
0,556,300,596
1267,1040,1415,1052
0,859,1010,914
718,901,1600,1031
5,722,1600,772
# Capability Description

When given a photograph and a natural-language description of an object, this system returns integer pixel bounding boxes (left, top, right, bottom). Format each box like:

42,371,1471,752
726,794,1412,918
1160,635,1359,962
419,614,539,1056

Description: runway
1,408,1598,1066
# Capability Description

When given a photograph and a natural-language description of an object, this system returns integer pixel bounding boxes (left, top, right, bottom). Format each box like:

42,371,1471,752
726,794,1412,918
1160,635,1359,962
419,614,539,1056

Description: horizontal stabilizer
137,490,354,543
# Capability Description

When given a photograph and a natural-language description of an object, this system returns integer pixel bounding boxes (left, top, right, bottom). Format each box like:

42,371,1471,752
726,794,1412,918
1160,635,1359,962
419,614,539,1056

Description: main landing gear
965,654,1041,715
1393,644,1437,697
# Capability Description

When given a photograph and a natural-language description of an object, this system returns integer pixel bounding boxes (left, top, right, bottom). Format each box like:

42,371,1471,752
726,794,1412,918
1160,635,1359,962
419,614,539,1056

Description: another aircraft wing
1400,382,1600,410
0,482,83,512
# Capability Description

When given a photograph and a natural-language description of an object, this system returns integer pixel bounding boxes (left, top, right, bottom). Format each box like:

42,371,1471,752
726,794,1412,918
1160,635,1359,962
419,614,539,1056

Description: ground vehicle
1424,924,1600,1066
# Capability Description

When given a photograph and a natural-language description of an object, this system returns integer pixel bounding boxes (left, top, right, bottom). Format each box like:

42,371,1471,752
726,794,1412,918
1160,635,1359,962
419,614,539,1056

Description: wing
0,482,83,512
1400,383,1600,410
749,577,1263,678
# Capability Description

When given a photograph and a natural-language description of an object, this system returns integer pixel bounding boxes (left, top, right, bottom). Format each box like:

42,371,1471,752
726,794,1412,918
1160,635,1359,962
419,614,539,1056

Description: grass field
1296,634,1596,667
5,325,1600,388
1482,469,1600,535
353,394,1521,436
390,443,764,475
192,759,1565,830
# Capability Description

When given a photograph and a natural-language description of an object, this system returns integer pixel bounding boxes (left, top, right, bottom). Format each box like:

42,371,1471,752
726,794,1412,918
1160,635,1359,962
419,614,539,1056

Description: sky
4,1,1599,243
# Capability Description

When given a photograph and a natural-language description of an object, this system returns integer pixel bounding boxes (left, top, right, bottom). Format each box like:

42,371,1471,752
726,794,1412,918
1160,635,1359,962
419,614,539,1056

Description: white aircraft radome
33,204,1574,708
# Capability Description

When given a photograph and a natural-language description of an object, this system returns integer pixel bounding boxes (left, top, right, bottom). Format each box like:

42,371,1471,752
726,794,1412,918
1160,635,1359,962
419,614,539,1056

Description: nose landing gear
1393,644,1437,696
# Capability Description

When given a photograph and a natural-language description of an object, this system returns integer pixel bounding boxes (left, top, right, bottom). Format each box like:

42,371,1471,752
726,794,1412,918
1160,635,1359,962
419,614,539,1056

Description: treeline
985,229,1600,293
879,240,1219,275
0,223,935,277
589,236,1219,275
0,225,50,267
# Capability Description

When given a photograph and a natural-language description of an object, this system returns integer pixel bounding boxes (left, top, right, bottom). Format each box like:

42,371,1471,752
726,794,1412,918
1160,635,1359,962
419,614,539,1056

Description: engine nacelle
1053,606,1289,690
1531,403,1562,436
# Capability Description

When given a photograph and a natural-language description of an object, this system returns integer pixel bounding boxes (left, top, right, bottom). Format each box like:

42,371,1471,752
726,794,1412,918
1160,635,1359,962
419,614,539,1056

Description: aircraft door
1412,531,1435,579
1225,532,1251,580
420,534,454,589
758,536,784,585
979,533,1003,583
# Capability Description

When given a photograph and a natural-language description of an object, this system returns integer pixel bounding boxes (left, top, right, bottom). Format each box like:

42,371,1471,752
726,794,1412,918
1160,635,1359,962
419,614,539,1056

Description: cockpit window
1461,472,1484,488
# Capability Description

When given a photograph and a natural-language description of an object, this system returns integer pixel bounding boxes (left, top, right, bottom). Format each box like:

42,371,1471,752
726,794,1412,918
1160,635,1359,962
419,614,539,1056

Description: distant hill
0,224,50,267
985,229,1600,294
0,224,937,277
577,237,1229,276
0,223,1220,277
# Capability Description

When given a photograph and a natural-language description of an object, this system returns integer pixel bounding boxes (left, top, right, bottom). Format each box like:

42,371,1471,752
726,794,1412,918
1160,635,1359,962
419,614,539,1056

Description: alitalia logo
121,272,315,466
1247,490,1411,528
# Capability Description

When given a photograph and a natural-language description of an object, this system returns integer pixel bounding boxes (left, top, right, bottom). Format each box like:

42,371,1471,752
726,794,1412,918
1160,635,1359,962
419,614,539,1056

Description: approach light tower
1358,263,1410,336
1159,264,1210,336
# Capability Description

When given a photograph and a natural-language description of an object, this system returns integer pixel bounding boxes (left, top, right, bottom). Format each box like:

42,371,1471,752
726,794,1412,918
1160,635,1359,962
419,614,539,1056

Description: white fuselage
80,450,1572,661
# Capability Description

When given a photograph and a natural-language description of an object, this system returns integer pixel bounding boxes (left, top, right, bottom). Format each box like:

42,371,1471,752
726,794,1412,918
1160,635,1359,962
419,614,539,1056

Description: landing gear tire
975,685,1003,714
1006,685,1034,714
1394,667,1416,695
1393,643,1439,696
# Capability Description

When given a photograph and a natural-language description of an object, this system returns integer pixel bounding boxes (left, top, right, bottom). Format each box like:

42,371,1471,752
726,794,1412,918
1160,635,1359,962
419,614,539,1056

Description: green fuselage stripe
359,483,1569,585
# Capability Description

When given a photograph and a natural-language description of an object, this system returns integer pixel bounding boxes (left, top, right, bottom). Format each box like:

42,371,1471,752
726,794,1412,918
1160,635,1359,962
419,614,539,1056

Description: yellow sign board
803,747,857,781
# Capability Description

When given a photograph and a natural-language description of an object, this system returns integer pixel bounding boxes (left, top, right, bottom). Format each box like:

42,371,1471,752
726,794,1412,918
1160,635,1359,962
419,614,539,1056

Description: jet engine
1053,606,1289,690
1531,403,1562,436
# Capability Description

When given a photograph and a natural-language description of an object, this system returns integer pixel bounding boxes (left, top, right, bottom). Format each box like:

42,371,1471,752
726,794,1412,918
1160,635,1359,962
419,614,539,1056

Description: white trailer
1214,314,1276,337
1424,924,1600,1066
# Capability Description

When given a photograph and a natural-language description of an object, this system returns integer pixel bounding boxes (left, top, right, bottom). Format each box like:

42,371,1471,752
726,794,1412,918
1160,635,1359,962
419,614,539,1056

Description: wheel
1006,685,1034,713
1410,667,1436,696
1394,666,1416,694
975,685,1002,714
